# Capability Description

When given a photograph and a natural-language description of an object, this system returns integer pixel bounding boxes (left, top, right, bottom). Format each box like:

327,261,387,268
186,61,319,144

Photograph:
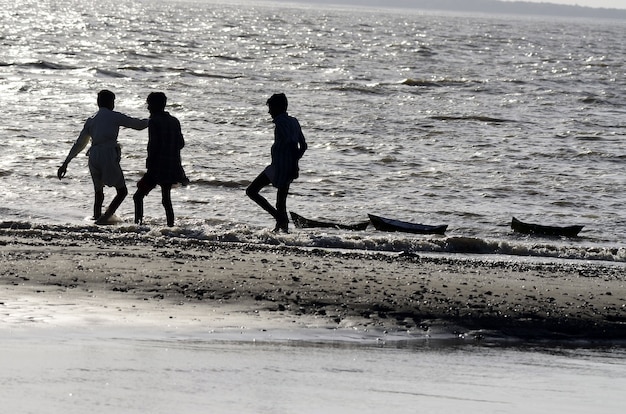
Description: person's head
97,90,115,110
266,93,288,118
147,92,167,114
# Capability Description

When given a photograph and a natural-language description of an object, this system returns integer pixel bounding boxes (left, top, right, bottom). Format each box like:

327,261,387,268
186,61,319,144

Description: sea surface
1,0,625,262
1,1,626,412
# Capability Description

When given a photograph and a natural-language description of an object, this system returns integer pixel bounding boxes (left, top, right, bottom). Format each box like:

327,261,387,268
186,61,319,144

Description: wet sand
1,226,625,341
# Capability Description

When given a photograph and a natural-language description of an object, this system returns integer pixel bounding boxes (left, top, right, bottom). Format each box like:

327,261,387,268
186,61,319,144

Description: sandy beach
1,224,625,341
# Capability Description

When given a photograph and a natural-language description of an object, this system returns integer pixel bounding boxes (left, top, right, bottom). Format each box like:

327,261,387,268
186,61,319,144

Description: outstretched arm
118,113,149,130
58,127,90,180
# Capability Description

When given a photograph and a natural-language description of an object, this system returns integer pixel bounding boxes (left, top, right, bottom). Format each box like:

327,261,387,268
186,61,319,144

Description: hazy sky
501,0,626,9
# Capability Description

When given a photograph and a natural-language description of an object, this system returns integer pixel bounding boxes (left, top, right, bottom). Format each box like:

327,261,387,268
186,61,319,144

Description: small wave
219,230,626,263
426,237,625,263
338,145,376,155
118,65,155,72
93,68,128,78
378,155,398,163
402,78,476,88
574,135,607,142
18,60,78,70
402,78,444,87
193,226,626,263
416,46,437,57
192,178,249,188
430,115,515,123
183,70,243,79
0,221,32,230
211,55,245,62
330,85,385,95
581,96,607,105
1,221,624,264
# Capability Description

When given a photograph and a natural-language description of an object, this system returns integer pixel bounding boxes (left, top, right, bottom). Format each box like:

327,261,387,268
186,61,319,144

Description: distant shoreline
267,0,626,20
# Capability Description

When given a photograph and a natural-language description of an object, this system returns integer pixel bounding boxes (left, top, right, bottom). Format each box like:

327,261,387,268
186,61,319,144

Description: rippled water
1,0,625,261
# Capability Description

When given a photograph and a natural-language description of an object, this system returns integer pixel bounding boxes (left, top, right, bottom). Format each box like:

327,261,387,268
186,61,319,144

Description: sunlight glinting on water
1,0,625,260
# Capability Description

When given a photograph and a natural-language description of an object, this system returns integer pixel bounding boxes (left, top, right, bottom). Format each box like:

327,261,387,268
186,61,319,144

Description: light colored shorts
88,145,125,190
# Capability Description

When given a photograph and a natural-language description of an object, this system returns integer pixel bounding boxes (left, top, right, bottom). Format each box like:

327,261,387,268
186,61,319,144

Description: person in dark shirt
246,93,307,232
133,92,188,227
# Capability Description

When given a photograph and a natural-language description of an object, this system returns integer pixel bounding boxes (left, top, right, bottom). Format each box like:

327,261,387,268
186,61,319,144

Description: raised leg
246,172,278,221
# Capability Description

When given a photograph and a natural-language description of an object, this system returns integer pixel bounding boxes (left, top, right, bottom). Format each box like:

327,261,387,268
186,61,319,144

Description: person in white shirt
57,90,148,224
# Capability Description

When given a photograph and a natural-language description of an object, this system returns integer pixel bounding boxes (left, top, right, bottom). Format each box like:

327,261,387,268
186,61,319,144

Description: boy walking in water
246,93,307,232
133,92,187,227
57,90,148,224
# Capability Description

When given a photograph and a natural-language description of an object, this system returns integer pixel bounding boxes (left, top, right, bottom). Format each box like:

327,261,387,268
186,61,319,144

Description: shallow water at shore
2,323,626,414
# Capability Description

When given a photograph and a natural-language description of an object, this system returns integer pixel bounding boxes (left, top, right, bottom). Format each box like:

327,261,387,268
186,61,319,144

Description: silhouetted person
133,92,188,227
58,90,148,224
246,93,307,232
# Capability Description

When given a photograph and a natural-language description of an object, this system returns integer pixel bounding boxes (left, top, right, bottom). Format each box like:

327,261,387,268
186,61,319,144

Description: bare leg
133,187,149,225
161,184,174,227
96,186,128,224
134,175,157,225
94,190,104,220
275,185,290,232
246,172,279,221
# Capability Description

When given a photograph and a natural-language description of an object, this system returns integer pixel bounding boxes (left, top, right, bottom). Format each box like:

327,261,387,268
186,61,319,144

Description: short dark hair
147,92,167,111
97,90,115,108
266,93,288,113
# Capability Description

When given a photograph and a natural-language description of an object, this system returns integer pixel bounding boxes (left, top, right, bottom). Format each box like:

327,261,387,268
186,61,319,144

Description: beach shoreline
1,225,625,342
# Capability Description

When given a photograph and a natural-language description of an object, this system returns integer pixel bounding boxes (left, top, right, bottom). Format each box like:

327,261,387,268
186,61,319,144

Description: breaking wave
2,221,625,264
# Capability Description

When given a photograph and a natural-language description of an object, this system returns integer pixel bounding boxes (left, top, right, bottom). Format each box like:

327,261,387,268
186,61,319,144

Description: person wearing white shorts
58,90,148,224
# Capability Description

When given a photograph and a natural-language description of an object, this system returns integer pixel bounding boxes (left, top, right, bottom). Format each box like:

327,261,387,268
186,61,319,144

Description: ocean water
1,0,625,261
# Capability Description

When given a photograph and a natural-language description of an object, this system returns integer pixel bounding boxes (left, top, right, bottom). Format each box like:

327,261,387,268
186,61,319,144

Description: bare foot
95,214,113,225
